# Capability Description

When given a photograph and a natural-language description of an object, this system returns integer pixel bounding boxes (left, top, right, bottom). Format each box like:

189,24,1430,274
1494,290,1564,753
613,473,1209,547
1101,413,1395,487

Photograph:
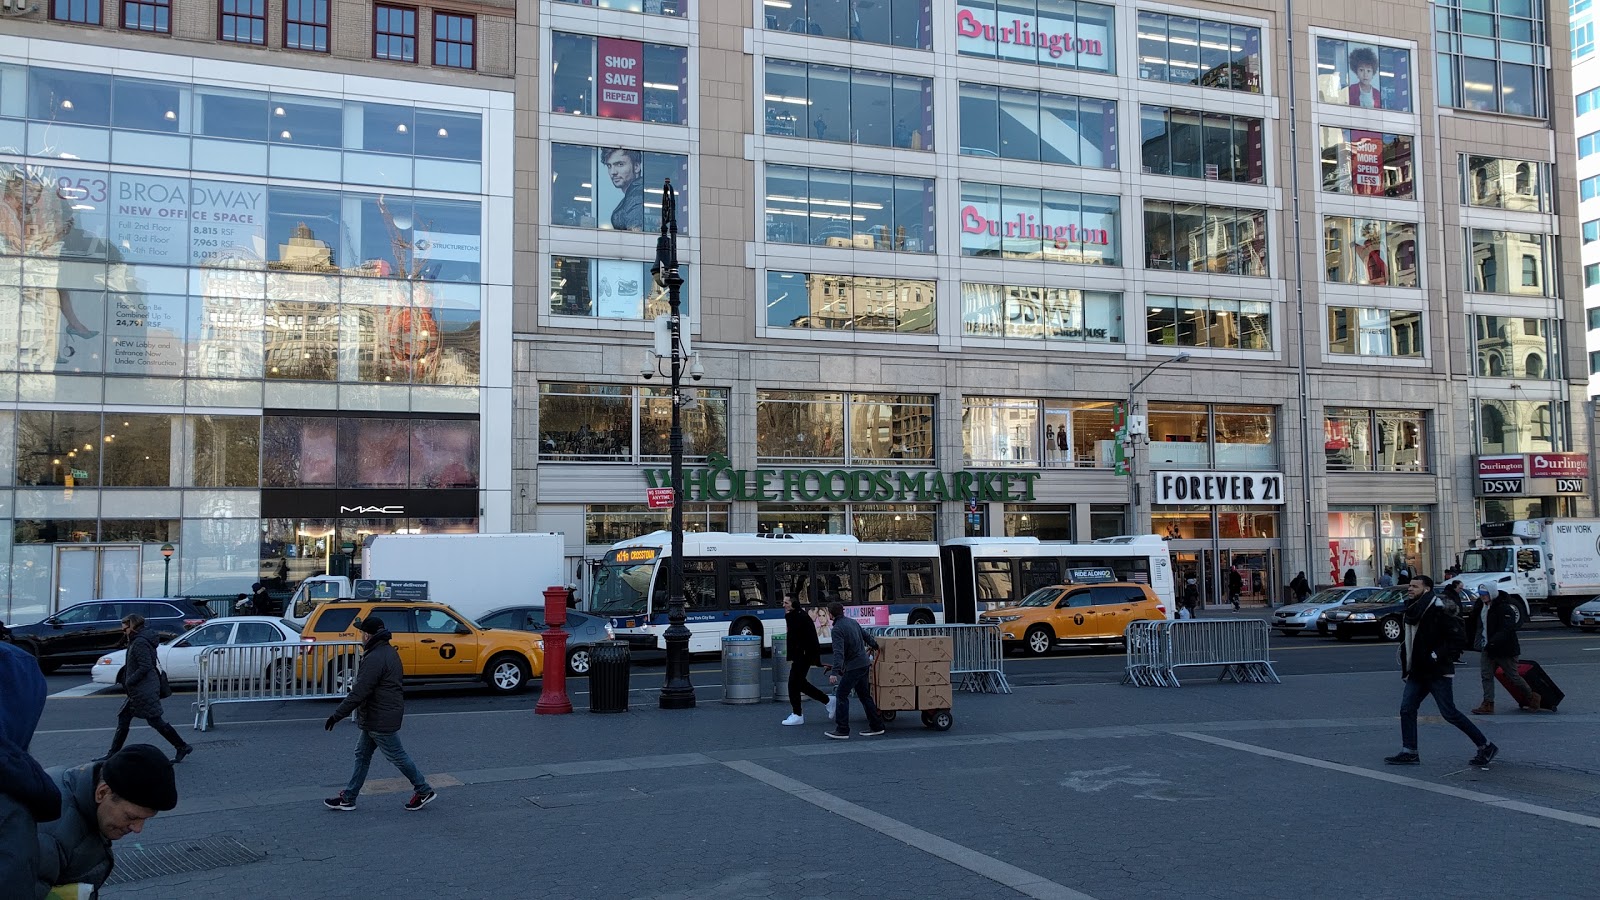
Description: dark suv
7,598,213,672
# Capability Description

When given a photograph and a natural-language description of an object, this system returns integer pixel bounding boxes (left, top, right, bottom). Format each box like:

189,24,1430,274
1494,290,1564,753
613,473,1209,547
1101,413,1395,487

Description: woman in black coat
103,614,192,763
781,595,831,726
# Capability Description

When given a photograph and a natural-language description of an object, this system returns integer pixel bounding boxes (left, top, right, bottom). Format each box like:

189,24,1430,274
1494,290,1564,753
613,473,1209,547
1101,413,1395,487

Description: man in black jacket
103,615,192,763
1469,587,1537,715
825,602,885,740
1387,576,1498,767
323,617,436,812
780,594,831,726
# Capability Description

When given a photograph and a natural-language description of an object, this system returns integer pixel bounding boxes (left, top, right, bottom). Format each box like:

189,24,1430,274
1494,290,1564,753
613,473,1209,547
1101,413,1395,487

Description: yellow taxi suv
303,601,545,694
979,582,1168,656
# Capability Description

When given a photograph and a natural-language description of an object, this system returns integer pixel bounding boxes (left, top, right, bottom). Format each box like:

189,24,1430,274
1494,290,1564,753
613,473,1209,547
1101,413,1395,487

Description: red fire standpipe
535,585,573,715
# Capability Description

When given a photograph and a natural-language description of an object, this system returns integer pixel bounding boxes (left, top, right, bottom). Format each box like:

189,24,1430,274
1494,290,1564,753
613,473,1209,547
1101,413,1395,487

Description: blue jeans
345,729,431,798
833,666,884,734
1400,675,1487,753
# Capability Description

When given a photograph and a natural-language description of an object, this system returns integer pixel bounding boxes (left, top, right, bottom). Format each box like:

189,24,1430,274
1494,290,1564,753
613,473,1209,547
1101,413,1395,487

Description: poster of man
602,148,645,232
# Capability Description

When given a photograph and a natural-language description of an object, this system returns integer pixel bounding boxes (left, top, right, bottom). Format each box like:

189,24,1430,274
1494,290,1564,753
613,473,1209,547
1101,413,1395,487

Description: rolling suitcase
1496,660,1563,711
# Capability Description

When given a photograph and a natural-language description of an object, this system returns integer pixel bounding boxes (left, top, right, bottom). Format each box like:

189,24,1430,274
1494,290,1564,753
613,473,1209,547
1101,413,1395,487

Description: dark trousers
788,661,829,715
109,703,187,753
1400,675,1487,752
833,665,884,734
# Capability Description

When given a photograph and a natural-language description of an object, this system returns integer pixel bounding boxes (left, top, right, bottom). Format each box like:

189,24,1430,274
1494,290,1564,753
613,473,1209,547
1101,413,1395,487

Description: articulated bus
591,531,945,653
941,535,1175,623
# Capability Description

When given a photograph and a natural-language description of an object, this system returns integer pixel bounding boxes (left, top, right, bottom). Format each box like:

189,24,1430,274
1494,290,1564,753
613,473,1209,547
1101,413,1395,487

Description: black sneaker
174,745,193,764
824,730,849,740
404,790,437,811
1384,751,1421,765
1469,743,1499,768
859,728,886,737
324,792,356,811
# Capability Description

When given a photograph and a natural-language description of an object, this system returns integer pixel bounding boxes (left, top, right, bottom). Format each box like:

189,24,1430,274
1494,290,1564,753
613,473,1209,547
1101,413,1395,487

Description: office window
961,284,1124,343
374,5,418,62
121,0,168,31
1590,307,1600,328
1472,316,1560,379
1586,221,1600,245
1576,21,1596,60
764,0,932,49
285,0,330,51
1591,351,1600,374
1327,308,1424,358
955,0,1115,73
1463,155,1550,211
1323,217,1419,288
550,144,690,233
220,0,267,43
1137,11,1261,92
1140,106,1265,183
551,33,690,125
1434,0,1549,116
1143,200,1267,276
766,61,934,150
1586,176,1600,202
960,182,1120,265
1587,264,1600,289
434,13,475,69
1325,408,1427,472
1468,229,1551,296
766,165,936,253
1320,128,1415,198
958,83,1116,168
1316,36,1413,112
1582,132,1600,159
1146,296,1271,350
52,0,101,23
558,0,685,16
1581,87,1600,115
766,272,937,334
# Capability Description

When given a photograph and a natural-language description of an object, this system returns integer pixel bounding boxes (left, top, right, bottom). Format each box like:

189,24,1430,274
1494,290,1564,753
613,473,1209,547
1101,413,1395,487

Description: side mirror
173,639,190,648
455,625,472,635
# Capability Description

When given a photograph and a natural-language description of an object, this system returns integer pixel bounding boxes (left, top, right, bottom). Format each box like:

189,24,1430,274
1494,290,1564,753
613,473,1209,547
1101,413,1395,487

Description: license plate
1327,623,1337,632
1584,618,1597,625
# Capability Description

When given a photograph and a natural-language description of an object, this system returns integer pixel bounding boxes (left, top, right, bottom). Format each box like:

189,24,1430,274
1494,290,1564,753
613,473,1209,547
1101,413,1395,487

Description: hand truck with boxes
870,634,954,731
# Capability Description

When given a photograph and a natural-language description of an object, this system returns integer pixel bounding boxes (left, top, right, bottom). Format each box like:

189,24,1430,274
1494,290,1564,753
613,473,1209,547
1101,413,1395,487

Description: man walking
780,594,831,726
102,615,193,764
1470,587,1538,714
35,744,178,897
1387,576,1498,767
824,602,885,740
323,616,436,812
1228,568,1243,610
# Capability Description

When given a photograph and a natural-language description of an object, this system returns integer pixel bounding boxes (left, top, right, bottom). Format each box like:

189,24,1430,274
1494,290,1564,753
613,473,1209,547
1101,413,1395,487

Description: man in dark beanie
35,744,178,897
323,615,436,812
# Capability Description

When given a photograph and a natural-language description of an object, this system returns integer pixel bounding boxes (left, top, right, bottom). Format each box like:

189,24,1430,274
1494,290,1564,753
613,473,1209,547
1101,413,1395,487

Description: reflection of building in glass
794,275,935,331
1474,316,1552,379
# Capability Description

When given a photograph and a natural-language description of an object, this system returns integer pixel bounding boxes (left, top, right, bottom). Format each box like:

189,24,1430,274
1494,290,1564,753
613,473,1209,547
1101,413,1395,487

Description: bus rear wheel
907,610,934,626
730,617,763,640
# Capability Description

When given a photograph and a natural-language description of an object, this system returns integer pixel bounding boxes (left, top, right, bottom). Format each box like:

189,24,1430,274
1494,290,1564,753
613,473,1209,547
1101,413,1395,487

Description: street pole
160,542,174,596
1123,353,1191,534
656,179,695,710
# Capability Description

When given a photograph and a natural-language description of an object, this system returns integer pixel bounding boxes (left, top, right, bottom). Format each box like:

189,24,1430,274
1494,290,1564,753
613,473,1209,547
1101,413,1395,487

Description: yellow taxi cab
303,601,545,694
979,582,1167,656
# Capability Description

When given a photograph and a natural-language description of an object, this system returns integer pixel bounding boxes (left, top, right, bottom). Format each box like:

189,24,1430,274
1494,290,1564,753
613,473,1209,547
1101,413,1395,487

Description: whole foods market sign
642,456,1040,503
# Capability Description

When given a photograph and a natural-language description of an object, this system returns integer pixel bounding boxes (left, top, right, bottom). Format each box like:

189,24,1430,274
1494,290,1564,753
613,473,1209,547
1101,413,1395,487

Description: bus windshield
1459,548,1513,574
591,561,656,615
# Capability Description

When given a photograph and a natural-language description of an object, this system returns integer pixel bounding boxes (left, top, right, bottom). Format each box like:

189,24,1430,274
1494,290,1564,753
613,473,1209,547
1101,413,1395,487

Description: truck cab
287,576,352,626
1459,519,1600,625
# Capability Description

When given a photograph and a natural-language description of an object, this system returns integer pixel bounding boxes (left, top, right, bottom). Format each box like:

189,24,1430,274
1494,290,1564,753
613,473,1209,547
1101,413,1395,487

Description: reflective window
52,0,101,24
221,0,267,44
1325,408,1427,472
16,411,106,486
285,0,331,52
1477,398,1563,454
765,272,936,333
1435,0,1549,117
765,165,935,253
1137,11,1261,92
961,283,1123,343
1323,217,1419,288
955,0,1115,73
433,13,476,69
960,182,1119,265
121,0,170,32
1468,228,1550,296
263,415,478,488
962,397,1120,468
1471,316,1560,380
1462,155,1550,211
551,144,688,233
758,391,932,465
1581,131,1600,159
958,83,1116,167
585,504,729,546
551,33,689,125
764,0,932,49
1143,200,1267,276
539,383,729,463
374,5,418,62
1140,105,1263,183
1588,264,1600,289
766,61,933,150
192,415,261,487
1148,402,1274,469
1326,307,1424,358
1315,37,1413,112
29,68,112,128
549,257,660,320
558,0,685,15
1581,86,1600,115
1320,127,1414,198
1146,295,1270,350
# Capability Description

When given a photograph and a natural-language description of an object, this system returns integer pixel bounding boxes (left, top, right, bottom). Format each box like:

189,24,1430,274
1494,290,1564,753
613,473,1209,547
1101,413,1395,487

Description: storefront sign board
1151,471,1284,505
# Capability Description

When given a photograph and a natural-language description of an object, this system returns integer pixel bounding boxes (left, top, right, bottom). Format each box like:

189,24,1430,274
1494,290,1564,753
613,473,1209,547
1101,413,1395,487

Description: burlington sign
642,455,1040,503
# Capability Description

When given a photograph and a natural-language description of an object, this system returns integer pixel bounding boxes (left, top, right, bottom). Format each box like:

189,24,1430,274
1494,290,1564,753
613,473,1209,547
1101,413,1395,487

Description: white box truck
1456,519,1600,625
283,533,569,626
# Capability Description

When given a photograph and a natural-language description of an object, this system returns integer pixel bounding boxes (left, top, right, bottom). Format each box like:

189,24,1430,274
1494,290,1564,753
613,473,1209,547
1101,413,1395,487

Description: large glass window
765,272,936,333
1326,308,1424,358
549,257,660,321
955,0,1115,73
1472,316,1560,379
191,415,261,487
1435,0,1549,116
1324,408,1427,472
962,397,1120,467
585,504,727,547
1323,216,1419,288
1137,11,1261,92
1140,106,1264,183
1463,155,1550,211
960,182,1119,264
1143,200,1267,276
1328,506,1431,585
538,384,729,463
766,61,933,151
1477,398,1563,454
1315,36,1413,112
961,283,1122,343
1145,296,1271,350
551,33,689,125
765,165,936,253
1320,127,1414,198
764,0,932,49
958,83,1116,168
1147,402,1274,469
264,415,478,488
758,391,934,466
1468,229,1550,296
558,0,683,14
550,144,688,233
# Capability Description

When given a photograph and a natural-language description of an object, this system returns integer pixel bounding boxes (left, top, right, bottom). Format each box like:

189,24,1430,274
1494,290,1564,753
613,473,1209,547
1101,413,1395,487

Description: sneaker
824,730,849,740
1384,751,1421,765
825,697,836,718
324,792,356,811
782,713,804,726
404,790,437,811
859,727,885,737
1469,743,1499,768
174,745,193,764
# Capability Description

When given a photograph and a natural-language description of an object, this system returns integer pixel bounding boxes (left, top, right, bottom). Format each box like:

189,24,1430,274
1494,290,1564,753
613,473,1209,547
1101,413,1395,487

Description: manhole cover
106,837,262,884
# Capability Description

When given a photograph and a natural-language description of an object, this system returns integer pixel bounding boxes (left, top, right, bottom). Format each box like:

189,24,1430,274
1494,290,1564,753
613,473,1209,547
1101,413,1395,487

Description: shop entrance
1168,546,1279,610
54,544,141,609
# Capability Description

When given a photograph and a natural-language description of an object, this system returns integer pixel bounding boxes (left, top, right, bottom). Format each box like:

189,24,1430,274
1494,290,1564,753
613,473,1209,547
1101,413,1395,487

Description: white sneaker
825,697,836,718
781,713,804,726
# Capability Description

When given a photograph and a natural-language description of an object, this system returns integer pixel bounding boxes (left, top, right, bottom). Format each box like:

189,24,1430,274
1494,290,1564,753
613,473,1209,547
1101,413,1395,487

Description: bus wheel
907,610,934,626
730,617,762,640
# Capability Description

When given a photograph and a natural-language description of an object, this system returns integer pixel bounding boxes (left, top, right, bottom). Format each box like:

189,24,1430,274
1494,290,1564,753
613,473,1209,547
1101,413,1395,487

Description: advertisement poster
109,175,266,267
597,147,644,232
107,293,186,376
597,37,645,121
1318,39,1411,112
1350,132,1384,196
595,259,647,319
189,179,266,267
411,230,481,262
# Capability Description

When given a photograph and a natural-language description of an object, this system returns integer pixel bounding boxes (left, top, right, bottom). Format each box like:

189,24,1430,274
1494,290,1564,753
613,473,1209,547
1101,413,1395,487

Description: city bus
591,531,945,653
940,535,1175,623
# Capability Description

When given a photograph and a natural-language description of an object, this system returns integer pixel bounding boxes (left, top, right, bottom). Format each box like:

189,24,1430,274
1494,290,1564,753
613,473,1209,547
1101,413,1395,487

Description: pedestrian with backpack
1387,576,1498,768
1470,587,1538,714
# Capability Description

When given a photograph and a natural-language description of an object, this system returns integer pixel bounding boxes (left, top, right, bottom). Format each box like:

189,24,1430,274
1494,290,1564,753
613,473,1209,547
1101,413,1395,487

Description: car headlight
97,656,114,666
988,615,1022,623
1318,612,1329,621
1349,613,1376,621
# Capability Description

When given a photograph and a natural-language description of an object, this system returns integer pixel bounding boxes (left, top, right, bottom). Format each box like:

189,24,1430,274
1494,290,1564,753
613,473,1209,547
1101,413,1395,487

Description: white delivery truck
1456,519,1600,625
283,533,569,627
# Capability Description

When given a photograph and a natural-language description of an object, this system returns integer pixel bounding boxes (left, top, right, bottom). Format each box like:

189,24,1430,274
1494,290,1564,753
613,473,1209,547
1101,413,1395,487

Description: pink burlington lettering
960,205,1110,245
954,9,1104,58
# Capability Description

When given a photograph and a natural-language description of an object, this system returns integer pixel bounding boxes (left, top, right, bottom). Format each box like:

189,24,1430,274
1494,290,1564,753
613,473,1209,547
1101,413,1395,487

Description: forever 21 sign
1153,471,1285,506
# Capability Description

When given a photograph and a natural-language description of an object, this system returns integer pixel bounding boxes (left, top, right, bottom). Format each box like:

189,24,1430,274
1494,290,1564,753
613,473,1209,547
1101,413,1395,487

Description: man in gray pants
825,602,885,740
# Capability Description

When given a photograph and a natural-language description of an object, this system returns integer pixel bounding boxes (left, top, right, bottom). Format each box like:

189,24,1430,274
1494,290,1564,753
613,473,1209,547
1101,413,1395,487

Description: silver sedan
1271,586,1382,636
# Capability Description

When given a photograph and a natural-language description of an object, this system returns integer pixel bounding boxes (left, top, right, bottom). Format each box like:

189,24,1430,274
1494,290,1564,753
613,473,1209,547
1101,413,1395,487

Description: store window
584,504,728,546
1327,507,1431,585
765,165,936,253
1004,505,1074,540
285,0,331,52
558,0,683,15
1315,36,1413,112
373,5,418,62
1435,0,1549,116
958,83,1116,168
955,0,1115,73
1139,106,1264,183
53,0,102,23
1477,398,1563,454
959,183,1120,265
756,391,935,466
1137,11,1261,92
1326,308,1423,358
1319,127,1414,198
550,33,689,125
191,415,262,487
1463,155,1550,211
1147,402,1274,469
765,272,936,333
1324,408,1427,472
962,397,1120,468
1145,296,1271,350
1090,504,1126,538
1471,316,1560,380
263,415,478,488
852,505,939,541
220,0,267,43
1143,200,1267,276
549,257,661,320
1468,229,1550,296
433,13,475,69
763,0,932,49
1322,216,1418,288
766,61,933,150
961,283,1123,343
550,144,689,233
538,384,729,463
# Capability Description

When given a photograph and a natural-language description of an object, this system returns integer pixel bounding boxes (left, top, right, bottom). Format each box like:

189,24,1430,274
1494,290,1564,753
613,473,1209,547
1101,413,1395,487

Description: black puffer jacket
121,627,165,719
331,629,405,733
784,608,821,667
1399,595,1461,681
1470,595,1521,658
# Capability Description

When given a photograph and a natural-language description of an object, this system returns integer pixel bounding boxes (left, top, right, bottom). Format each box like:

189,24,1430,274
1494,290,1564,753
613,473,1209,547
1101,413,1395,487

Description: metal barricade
864,624,1010,694
194,641,363,731
1121,619,1279,688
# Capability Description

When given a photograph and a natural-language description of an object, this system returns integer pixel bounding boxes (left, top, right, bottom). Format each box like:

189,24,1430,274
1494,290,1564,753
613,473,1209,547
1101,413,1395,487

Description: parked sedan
1271,586,1382,636
476,606,613,675
92,616,304,686
1572,597,1600,632
8,598,213,673
1317,587,1411,641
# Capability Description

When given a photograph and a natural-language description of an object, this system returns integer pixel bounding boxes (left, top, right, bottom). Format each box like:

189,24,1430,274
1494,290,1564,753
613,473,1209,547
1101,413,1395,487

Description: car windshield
1367,588,1408,605
1459,548,1512,574
277,618,302,634
591,562,654,615
1017,587,1061,608
1302,589,1345,606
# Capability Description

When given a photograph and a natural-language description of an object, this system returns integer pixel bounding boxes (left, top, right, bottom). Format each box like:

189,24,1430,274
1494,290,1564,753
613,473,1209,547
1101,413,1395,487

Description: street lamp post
653,179,696,710
160,543,175,596
1123,353,1191,533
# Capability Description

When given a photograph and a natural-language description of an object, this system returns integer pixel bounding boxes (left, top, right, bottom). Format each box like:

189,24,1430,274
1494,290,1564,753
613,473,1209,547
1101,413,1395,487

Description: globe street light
160,543,175,597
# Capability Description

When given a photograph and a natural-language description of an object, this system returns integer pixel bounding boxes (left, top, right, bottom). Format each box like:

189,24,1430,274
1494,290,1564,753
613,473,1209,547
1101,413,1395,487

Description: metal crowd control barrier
864,624,1011,693
1122,619,1279,687
193,641,364,731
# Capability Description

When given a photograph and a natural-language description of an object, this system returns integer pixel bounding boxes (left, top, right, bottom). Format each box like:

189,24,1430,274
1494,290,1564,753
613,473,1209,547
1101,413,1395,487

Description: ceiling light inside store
164,110,177,120
274,106,286,116
280,130,292,140
397,123,408,133
61,100,73,110
643,83,679,91
437,128,448,137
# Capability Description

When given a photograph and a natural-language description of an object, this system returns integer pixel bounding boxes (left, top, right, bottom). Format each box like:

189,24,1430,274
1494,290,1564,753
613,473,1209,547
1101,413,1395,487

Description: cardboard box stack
872,636,953,711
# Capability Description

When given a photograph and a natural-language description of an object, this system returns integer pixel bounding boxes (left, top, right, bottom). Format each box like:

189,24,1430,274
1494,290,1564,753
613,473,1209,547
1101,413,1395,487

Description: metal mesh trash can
771,634,790,703
589,641,631,713
721,635,763,704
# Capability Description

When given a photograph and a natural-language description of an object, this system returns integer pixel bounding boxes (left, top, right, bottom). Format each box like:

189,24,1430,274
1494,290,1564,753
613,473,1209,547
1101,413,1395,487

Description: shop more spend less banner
642,456,1042,503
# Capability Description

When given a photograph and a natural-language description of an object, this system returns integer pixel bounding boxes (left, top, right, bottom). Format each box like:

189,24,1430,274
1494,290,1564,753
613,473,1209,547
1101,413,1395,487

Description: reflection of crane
370,196,441,383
